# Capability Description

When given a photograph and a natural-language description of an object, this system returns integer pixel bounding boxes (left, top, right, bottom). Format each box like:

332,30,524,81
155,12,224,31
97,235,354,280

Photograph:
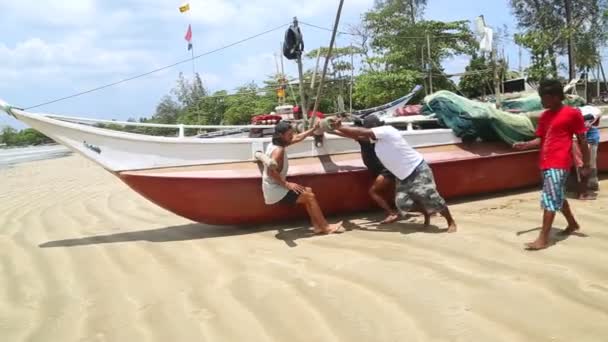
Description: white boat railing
44,114,277,137
45,113,435,137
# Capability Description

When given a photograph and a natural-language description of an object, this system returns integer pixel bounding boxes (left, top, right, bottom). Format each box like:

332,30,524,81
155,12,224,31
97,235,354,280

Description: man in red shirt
513,79,591,250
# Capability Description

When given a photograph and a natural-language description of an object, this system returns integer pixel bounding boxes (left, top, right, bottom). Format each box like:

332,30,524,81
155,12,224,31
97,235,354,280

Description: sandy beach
1,154,608,341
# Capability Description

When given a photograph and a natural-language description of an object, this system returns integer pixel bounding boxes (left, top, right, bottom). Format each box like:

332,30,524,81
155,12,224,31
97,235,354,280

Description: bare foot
525,239,551,251
578,193,597,201
447,223,457,233
380,213,400,225
314,222,345,235
559,223,580,236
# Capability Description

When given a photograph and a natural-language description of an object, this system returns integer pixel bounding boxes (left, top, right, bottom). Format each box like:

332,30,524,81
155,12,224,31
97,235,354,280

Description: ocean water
0,145,72,168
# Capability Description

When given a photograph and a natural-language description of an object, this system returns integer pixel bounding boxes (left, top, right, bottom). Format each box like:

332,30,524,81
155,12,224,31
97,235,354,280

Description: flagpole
191,43,196,76
187,5,196,76
180,3,199,127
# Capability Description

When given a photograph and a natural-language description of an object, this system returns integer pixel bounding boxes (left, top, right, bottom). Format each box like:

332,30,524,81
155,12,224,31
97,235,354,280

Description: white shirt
262,144,289,204
371,125,423,180
580,105,601,128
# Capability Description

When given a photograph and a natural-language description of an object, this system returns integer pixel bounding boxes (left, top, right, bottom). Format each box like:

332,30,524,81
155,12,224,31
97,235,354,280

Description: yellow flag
277,88,285,98
179,3,190,13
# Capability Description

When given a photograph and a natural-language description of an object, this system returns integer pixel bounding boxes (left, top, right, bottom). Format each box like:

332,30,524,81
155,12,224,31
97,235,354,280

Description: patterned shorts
395,161,447,215
541,169,569,212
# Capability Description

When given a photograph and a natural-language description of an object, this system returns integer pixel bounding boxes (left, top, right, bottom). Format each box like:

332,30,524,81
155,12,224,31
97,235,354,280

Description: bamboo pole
427,33,433,93
293,17,307,121
310,0,345,126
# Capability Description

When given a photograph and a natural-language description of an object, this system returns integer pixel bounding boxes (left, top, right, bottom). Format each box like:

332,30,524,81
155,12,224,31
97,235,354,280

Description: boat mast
310,0,345,126
274,52,284,106
349,44,354,114
310,48,322,90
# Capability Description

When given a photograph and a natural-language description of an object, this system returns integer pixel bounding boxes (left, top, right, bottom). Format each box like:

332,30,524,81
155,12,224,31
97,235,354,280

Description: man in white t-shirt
333,115,457,232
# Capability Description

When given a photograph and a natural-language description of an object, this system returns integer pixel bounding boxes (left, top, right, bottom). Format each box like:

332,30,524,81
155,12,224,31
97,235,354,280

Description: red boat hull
119,139,608,226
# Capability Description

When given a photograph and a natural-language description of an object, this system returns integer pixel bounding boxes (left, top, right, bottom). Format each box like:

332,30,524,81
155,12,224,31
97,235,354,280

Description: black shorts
372,168,395,179
278,190,299,205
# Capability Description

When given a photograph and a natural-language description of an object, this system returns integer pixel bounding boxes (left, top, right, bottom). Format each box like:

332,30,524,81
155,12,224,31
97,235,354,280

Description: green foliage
510,0,608,80
364,11,475,73
459,55,508,98
223,83,275,124
371,0,428,24
361,1,475,99
353,70,420,108
0,126,53,146
1,126,17,145
304,46,360,113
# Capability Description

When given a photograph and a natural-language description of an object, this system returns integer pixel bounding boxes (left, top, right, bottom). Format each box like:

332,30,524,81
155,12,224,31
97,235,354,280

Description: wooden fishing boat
118,130,608,225
3,98,606,226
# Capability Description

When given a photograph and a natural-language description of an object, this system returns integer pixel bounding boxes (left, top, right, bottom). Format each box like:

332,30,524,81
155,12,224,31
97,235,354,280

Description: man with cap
332,115,457,232
262,120,344,234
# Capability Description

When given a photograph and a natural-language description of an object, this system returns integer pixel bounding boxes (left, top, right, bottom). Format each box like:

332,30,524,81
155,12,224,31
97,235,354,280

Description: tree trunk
409,0,416,24
565,0,576,80
548,47,558,78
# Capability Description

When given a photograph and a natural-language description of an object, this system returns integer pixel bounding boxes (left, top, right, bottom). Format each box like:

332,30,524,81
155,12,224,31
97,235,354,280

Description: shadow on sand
275,212,450,248
39,212,451,249
516,226,589,250
39,223,269,248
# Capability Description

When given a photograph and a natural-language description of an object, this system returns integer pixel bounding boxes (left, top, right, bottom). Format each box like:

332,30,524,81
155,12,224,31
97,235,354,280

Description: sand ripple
1,155,608,341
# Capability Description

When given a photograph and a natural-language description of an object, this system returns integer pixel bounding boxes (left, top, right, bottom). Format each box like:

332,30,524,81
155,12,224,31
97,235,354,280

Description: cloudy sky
0,0,525,128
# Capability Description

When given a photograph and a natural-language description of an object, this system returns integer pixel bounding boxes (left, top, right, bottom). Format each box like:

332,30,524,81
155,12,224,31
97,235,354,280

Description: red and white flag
184,24,193,50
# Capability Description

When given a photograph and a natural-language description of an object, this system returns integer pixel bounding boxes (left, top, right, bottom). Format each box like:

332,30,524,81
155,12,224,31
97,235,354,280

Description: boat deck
121,129,608,179
119,143,527,179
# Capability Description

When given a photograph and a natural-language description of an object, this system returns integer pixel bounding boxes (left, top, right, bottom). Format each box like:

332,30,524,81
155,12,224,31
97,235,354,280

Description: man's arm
328,129,368,141
513,138,541,150
335,124,376,141
572,108,591,175
290,122,319,145
576,133,591,175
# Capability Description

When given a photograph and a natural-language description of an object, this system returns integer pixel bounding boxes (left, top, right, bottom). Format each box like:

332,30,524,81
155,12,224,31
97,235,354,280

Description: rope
299,21,357,36
25,23,289,110
300,21,474,40
176,78,350,100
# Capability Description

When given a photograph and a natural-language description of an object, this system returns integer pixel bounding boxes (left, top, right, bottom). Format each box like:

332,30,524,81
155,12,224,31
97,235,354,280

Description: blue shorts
586,127,600,145
541,169,569,212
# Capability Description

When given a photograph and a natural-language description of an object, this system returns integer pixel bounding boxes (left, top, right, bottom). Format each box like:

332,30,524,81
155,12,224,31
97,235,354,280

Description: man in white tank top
262,121,344,234
333,115,457,233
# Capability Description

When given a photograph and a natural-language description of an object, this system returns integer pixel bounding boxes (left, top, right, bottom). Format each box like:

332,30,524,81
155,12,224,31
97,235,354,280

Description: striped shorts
541,169,569,212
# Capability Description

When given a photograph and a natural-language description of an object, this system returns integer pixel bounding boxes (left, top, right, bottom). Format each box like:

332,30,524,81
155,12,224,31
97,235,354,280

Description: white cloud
188,0,239,26
198,72,222,88
443,55,470,74
121,0,373,29
231,53,276,80
0,0,98,27
0,0,377,124
0,34,161,84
